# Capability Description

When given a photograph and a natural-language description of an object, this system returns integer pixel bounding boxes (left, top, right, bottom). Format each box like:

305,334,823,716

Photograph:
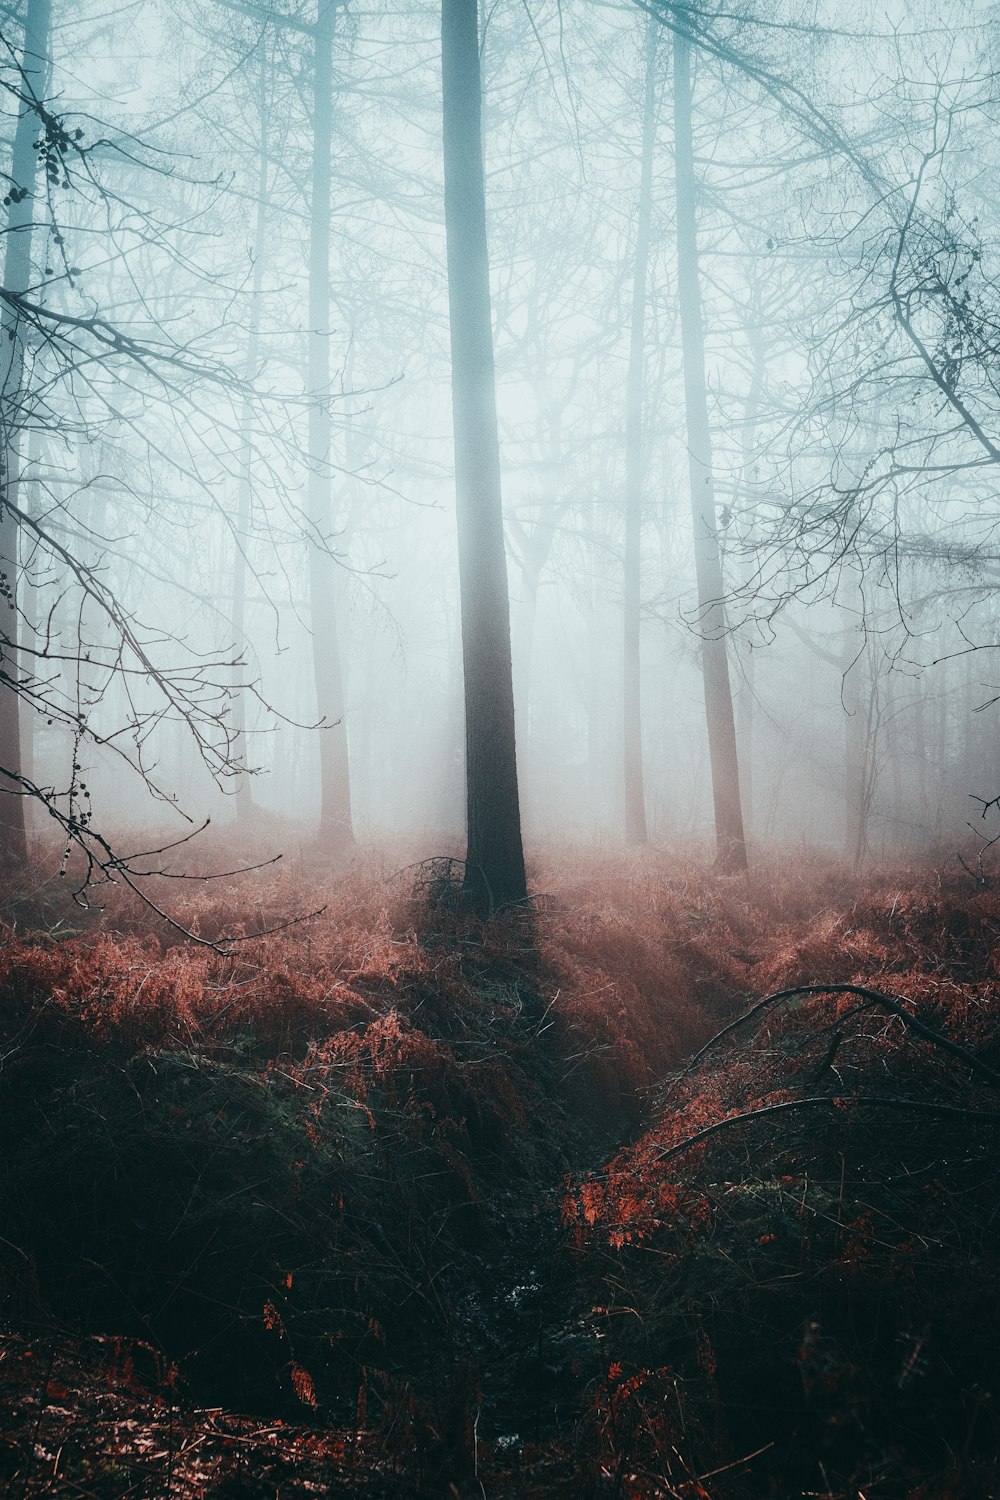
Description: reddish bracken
2,842,999,1496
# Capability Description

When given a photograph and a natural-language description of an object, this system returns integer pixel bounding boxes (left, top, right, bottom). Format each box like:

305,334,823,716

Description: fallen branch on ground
669,983,1000,1093
652,1093,1000,1165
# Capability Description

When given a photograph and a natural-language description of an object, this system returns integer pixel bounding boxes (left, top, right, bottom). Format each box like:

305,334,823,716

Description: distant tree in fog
622,14,658,847
209,0,355,851
0,0,50,866
672,24,747,872
305,0,353,852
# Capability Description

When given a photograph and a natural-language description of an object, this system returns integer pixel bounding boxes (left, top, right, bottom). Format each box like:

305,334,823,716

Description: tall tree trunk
441,0,526,913
842,606,869,866
914,671,928,829
622,16,657,846
512,550,541,735
733,324,765,844
963,647,977,795
933,652,948,840
838,408,883,865
308,0,352,848
510,448,564,831
511,414,563,738
18,426,45,800
672,29,747,872
0,0,51,867
886,666,903,848
231,45,270,826
735,642,754,837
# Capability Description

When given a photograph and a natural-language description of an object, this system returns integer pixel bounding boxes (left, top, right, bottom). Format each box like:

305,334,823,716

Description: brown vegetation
1,844,998,1496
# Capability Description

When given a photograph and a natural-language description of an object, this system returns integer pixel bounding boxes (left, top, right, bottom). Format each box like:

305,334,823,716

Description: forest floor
1,839,999,1498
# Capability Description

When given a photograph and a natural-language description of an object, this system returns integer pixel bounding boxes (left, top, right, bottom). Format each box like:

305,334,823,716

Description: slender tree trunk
511,495,563,831
886,667,902,847
860,672,880,864
933,653,948,840
736,643,754,837
733,327,765,844
18,426,45,799
842,608,867,865
231,45,270,826
673,29,747,872
623,15,657,846
512,542,541,835
513,553,541,733
0,0,51,867
441,0,526,913
308,0,352,848
511,415,563,743
914,671,928,830
353,624,375,827
963,648,977,795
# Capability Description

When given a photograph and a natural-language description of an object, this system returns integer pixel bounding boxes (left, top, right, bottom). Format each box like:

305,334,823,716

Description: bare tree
673,26,747,872
307,0,353,850
622,14,658,846
0,0,51,866
229,42,271,827
441,0,526,913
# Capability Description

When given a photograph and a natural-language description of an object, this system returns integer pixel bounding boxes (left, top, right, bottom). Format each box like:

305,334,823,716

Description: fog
3,0,999,885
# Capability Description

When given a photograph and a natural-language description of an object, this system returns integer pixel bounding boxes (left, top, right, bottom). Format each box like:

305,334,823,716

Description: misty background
6,0,1000,866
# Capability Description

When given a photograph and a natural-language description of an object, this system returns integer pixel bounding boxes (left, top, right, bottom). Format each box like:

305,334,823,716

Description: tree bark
441,0,526,913
308,0,352,848
0,0,52,867
673,28,747,872
622,15,657,846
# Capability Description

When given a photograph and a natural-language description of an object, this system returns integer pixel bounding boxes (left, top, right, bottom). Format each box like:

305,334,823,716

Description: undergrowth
1,841,999,1496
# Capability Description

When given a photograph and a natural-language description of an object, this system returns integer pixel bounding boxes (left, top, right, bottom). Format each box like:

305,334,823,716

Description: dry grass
2,836,999,1495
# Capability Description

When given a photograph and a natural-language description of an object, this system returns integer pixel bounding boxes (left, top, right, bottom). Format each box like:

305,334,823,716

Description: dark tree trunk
622,15,657,846
0,0,51,868
673,28,747,873
308,0,353,848
441,0,526,913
